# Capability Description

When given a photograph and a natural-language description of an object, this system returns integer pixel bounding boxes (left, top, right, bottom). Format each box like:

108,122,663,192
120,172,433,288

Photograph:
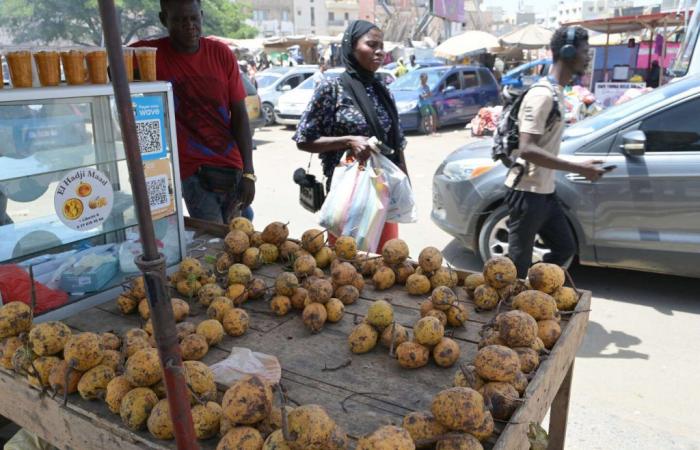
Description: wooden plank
546,363,574,450
0,369,171,450
493,291,591,450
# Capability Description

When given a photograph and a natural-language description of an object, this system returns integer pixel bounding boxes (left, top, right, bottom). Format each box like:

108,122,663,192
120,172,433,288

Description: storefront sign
132,95,169,161
595,82,647,107
54,168,114,231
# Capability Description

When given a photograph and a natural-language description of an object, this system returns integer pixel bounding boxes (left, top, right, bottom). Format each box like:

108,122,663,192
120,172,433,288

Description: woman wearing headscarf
294,20,407,252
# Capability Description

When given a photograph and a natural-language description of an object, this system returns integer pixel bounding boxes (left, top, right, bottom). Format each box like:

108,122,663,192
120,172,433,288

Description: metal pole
96,1,199,448
603,24,610,81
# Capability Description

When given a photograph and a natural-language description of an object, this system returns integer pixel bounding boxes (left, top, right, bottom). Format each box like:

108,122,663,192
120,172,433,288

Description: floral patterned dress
293,76,406,183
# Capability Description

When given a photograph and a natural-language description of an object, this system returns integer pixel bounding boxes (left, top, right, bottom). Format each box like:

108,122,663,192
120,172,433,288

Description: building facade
250,0,295,37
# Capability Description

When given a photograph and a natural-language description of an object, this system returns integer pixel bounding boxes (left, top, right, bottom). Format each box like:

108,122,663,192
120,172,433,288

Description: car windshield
562,76,700,139
256,73,281,88
298,76,319,89
389,69,446,91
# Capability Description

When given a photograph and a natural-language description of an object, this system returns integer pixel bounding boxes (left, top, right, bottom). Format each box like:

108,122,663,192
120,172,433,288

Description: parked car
255,65,318,125
501,59,552,90
275,68,396,127
240,71,264,136
383,58,447,76
431,74,700,278
389,66,500,134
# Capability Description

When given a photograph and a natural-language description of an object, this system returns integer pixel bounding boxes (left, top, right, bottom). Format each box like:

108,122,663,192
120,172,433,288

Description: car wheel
418,112,437,135
262,103,275,126
477,205,552,264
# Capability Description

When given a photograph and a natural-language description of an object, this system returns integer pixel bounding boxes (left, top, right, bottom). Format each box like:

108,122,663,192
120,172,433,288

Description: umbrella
434,31,501,60
500,24,554,49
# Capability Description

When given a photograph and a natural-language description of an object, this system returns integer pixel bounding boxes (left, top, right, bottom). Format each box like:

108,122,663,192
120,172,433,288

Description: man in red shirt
132,0,255,223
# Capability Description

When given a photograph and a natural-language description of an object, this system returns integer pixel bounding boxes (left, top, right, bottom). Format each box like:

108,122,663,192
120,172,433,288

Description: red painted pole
96,1,199,448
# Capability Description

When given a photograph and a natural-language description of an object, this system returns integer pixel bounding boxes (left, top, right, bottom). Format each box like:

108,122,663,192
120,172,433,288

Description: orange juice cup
6,50,33,88
122,47,134,82
86,48,108,84
60,49,87,85
135,47,157,81
33,50,61,86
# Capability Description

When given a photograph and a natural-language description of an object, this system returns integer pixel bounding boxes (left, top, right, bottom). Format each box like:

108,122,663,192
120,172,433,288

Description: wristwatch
242,173,257,182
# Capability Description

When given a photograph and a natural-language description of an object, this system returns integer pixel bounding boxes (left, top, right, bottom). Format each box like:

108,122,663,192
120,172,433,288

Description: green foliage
0,0,256,45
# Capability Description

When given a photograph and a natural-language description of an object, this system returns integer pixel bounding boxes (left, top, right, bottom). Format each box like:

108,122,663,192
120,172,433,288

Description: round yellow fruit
453,364,485,390
372,266,396,290
474,345,521,382
335,236,358,260
314,247,335,269
414,316,444,347
286,404,337,450
431,286,457,311
513,347,539,374
334,285,359,305
270,295,292,316
331,262,356,286
482,256,517,289
473,284,499,310
396,341,430,369
224,230,250,255
78,364,115,400
261,222,289,246
418,246,443,273
357,425,414,450
430,267,458,290
279,240,301,261
125,348,162,387
105,375,133,414
120,387,158,431
294,254,317,278
217,427,264,450
259,243,280,264
367,299,394,329
301,229,326,254
275,272,299,297
495,310,538,347
512,290,558,320
402,411,448,446
431,387,485,432
222,375,272,425
552,286,578,311
394,261,416,285
29,321,71,356
208,297,234,322
324,298,345,323
348,322,379,354
229,216,254,235
435,433,483,450
464,273,485,297
527,263,565,294
425,309,448,327
302,303,327,333
64,332,104,372
199,283,225,306
308,278,334,304
290,287,309,310
241,247,262,270
446,303,469,328
406,274,431,295
382,239,410,266
479,382,520,421
432,338,461,367
228,264,252,286
222,308,250,337
147,398,174,439
537,319,562,349
380,323,409,349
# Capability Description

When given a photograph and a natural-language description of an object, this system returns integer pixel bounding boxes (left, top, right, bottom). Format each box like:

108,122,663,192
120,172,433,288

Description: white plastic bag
318,159,388,252
371,152,417,223
209,347,281,386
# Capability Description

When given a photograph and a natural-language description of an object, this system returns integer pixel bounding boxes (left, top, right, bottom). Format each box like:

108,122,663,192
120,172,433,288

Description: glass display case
0,82,185,320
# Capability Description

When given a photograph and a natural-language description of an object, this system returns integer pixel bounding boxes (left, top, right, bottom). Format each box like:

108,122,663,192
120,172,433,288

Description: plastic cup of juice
86,48,108,84
122,47,134,82
60,49,87,85
33,49,61,87
6,49,34,88
135,47,157,82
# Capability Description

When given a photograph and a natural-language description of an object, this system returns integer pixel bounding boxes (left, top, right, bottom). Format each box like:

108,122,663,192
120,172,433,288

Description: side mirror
443,85,456,93
620,130,646,156
280,84,292,92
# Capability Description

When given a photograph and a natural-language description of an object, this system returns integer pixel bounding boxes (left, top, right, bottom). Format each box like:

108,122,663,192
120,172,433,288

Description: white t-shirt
504,78,565,194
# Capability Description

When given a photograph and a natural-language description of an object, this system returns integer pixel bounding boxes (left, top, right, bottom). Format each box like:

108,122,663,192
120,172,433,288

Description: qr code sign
136,119,163,154
146,174,170,211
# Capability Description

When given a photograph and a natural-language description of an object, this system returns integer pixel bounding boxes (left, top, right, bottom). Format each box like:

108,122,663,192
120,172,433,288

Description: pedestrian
647,60,660,88
395,57,408,77
132,0,256,224
408,54,419,71
293,19,408,252
504,26,605,277
418,72,437,135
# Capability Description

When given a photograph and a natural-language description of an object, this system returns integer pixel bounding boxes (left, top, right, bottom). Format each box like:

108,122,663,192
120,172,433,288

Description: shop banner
132,95,169,161
637,42,680,69
595,82,647,107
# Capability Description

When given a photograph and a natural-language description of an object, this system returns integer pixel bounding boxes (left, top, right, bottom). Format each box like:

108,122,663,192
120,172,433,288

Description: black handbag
293,155,325,213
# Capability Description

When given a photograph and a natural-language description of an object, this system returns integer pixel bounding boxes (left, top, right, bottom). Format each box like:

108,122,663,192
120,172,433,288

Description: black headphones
560,27,577,60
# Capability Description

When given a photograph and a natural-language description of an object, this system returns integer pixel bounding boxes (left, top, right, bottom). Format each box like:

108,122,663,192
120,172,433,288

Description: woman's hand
346,136,373,162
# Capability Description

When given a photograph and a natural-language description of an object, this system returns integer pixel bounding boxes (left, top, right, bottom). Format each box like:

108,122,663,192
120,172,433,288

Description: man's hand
346,136,373,163
575,159,606,182
238,177,255,206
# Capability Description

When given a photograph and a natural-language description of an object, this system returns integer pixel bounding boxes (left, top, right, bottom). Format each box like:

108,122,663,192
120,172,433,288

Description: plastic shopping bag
371,153,417,223
319,159,389,252
209,347,281,386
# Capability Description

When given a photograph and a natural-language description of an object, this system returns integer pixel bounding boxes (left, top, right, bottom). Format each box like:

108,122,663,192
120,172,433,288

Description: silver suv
255,65,318,125
431,74,700,278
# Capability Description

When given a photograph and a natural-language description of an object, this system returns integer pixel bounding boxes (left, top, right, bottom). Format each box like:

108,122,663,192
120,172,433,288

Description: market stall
0,217,592,450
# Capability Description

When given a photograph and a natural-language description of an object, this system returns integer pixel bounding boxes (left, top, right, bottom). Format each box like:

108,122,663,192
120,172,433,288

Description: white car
255,65,318,125
275,68,396,127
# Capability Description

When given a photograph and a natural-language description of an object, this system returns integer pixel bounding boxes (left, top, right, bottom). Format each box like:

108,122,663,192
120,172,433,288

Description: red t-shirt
131,37,246,179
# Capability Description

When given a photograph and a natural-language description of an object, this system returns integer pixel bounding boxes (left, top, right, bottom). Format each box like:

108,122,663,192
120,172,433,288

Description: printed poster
143,158,175,221
132,95,169,161
54,168,114,231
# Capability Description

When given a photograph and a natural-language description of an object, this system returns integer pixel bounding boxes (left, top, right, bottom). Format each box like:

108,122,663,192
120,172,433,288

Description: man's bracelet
242,173,257,182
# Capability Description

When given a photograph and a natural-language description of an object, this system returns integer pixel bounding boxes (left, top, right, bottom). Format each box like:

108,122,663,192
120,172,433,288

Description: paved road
251,124,700,450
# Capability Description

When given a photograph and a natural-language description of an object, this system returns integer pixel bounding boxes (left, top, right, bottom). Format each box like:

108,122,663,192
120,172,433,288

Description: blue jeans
182,173,242,224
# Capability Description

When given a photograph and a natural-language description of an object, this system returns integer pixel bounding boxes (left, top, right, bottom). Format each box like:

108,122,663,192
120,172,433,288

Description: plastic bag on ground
319,158,389,252
4,429,57,450
371,152,417,224
209,347,281,386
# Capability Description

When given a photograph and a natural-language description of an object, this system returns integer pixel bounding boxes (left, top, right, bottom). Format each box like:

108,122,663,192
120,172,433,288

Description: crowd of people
144,0,609,264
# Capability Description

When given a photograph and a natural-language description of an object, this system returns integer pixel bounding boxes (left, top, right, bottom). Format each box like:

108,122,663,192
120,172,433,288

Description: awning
434,31,500,59
499,24,554,49
564,11,690,34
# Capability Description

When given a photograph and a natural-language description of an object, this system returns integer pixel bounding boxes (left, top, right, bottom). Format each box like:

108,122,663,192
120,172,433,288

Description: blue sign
132,95,168,161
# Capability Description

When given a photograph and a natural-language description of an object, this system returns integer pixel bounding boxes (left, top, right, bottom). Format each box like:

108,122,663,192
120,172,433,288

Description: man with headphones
504,26,607,278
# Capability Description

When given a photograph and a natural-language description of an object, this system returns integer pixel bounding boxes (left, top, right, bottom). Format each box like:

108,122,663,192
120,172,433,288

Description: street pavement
250,124,700,450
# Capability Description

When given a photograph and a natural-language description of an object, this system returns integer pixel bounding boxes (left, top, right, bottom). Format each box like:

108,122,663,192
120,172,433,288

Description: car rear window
240,74,257,96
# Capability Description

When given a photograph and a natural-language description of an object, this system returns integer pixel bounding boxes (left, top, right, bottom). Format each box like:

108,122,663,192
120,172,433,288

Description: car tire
418,111,437,135
262,103,275,126
477,205,565,266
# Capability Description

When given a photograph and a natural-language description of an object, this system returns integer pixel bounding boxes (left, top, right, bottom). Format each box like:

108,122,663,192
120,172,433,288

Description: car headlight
396,100,418,114
443,159,496,181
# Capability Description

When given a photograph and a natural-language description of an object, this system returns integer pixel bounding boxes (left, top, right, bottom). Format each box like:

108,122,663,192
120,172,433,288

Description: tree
0,0,257,46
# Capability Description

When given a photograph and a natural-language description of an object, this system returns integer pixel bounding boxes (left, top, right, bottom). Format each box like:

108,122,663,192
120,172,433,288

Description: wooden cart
0,223,590,450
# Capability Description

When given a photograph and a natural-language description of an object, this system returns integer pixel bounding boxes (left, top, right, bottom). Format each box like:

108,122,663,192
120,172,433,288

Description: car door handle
565,173,589,183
